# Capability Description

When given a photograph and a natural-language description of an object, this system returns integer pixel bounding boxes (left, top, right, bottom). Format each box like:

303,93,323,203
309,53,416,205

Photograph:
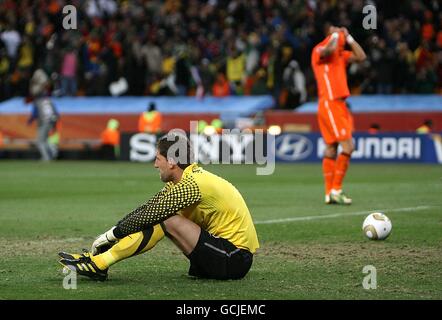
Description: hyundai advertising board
121,132,442,164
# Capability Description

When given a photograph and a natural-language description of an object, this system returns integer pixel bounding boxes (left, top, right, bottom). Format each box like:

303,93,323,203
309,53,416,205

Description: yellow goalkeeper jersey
178,164,259,253
114,163,259,254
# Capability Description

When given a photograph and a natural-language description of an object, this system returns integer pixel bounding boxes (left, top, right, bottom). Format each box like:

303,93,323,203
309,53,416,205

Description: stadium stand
0,0,441,159
0,0,441,103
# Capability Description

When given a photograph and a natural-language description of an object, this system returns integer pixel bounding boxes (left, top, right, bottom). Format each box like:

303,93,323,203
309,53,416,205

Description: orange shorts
317,99,353,145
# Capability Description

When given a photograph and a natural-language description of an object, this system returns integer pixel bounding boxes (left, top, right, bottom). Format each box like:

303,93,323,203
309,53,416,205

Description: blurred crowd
1,0,442,108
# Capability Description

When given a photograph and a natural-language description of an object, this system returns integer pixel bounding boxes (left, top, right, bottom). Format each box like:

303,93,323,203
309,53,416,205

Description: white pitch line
23,237,87,245
254,205,433,225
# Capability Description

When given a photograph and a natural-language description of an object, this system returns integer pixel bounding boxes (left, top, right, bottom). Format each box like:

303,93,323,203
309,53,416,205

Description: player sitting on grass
59,133,259,281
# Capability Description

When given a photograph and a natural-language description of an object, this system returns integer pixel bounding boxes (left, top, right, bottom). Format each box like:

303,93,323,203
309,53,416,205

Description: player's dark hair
157,133,194,170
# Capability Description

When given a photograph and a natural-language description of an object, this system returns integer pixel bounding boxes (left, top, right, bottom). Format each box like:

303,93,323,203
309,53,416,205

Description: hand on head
340,27,349,37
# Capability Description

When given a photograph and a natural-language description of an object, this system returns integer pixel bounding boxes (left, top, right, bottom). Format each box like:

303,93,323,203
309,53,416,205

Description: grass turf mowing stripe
254,205,433,225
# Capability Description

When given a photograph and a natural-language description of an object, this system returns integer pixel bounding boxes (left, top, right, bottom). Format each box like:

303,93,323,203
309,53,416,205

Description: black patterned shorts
187,228,253,280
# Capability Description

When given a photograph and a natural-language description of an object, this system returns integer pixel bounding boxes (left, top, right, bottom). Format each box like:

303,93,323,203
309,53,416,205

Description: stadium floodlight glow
203,125,217,136
267,125,282,136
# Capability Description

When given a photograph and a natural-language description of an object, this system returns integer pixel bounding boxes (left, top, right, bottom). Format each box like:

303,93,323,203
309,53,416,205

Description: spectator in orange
421,11,435,42
212,72,230,97
138,102,162,134
100,119,120,160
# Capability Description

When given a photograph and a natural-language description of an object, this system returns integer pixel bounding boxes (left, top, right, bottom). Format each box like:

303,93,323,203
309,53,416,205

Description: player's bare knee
324,145,338,158
324,150,337,158
339,140,354,155
162,215,196,238
342,143,354,155
162,215,181,235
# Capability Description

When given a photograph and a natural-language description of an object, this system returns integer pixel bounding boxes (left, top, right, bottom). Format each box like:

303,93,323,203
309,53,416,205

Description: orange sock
332,152,351,191
322,157,336,195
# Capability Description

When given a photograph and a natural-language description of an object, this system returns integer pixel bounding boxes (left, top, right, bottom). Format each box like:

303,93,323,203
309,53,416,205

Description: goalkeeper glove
91,226,118,255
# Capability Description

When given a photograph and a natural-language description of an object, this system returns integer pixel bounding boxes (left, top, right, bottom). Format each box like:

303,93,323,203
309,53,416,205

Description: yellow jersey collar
183,163,199,176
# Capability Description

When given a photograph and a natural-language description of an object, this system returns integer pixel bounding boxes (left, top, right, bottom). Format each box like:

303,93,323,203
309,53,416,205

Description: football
362,212,392,240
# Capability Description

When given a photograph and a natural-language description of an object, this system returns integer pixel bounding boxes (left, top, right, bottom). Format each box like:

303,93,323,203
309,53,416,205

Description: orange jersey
311,35,352,100
101,128,120,146
138,111,162,133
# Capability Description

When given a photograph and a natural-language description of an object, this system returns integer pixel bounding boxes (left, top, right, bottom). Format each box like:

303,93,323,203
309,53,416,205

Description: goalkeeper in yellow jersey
58,133,259,281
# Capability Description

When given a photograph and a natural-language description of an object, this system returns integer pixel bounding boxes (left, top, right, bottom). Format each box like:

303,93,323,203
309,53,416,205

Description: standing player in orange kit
311,25,366,204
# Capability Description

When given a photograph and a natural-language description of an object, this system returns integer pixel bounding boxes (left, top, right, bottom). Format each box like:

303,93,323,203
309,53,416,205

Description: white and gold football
362,213,392,240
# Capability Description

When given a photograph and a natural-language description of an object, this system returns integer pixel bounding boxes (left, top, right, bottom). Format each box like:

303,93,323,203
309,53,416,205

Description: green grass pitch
0,161,441,299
